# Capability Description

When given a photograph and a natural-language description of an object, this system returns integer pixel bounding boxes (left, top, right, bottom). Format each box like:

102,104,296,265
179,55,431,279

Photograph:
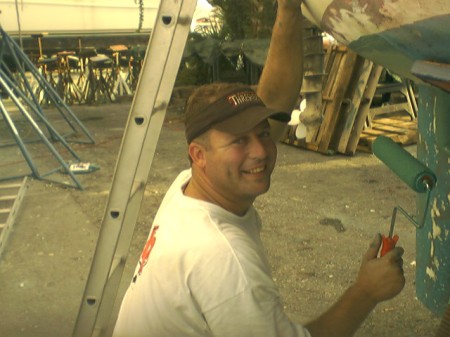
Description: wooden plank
375,82,405,94
317,49,358,152
357,113,417,153
345,65,384,154
370,123,416,135
363,119,416,136
374,121,417,130
313,48,347,146
360,128,388,136
334,56,374,153
358,131,417,153
388,132,417,144
369,102,411,118
321,47,346,101
373,115,415,124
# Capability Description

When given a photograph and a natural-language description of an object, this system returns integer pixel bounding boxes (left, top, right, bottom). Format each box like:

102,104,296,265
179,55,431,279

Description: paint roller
372,136,437,256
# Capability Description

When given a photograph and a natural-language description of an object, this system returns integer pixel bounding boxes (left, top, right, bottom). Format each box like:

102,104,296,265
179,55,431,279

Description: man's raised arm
257,0,304,113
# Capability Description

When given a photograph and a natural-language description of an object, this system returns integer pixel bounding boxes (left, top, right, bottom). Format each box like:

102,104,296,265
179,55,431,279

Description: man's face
202,120,277,205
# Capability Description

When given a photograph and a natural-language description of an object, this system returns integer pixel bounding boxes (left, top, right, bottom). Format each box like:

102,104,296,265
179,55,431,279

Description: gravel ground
0,99,441,336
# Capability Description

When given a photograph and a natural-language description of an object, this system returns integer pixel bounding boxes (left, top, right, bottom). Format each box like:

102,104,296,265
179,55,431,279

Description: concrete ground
0,98,442,336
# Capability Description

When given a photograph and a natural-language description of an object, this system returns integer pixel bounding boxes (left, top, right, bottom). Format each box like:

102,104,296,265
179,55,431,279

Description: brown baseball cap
184,86,291,143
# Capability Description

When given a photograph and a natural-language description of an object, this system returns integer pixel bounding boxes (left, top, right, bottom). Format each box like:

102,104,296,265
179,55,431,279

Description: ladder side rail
0,177,28,259
72,1,197,336
95,3,198,335
98,4,200,335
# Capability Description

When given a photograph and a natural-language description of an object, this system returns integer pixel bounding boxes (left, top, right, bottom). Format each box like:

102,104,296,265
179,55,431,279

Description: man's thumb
363,233,382,261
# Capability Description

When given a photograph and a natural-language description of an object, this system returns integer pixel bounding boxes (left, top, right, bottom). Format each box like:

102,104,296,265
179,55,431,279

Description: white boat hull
0,0,159,34
302,0,450,81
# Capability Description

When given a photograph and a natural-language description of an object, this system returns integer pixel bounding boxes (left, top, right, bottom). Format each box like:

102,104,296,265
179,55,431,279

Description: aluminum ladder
72,0,198,336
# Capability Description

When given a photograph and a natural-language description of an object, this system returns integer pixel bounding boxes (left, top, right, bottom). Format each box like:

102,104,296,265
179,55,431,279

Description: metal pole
0,75,84,189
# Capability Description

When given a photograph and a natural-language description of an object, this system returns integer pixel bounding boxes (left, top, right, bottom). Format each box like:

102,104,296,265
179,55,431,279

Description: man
113,1,405,336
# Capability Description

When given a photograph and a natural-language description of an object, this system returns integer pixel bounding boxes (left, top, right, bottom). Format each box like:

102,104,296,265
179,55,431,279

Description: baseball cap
184,86,291,143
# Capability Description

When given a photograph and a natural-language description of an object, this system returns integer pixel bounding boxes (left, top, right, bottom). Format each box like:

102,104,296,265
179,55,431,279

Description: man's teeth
247,167,264,174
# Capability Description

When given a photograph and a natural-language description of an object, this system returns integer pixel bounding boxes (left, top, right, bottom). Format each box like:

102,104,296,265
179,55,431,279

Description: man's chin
250,181,271,197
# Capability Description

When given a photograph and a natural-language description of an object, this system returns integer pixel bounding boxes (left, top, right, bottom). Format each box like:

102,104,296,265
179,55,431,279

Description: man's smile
242,165,266,174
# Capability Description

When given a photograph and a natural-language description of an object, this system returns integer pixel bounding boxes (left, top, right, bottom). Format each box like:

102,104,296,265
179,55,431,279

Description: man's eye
232,137,246,145
260,130,271,138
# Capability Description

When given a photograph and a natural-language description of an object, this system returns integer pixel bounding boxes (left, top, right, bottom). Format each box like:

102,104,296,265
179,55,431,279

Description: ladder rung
0,223,5,230
0,208,11,214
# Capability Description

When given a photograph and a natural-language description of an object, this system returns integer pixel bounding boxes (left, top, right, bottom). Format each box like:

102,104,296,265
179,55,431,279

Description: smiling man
112,1,405,336
183,85,287,216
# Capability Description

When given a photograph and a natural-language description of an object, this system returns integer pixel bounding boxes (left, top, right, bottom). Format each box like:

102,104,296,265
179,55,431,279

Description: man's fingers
383,247,405,273
363,233,382,261
385,246,404,260
386,247,405,263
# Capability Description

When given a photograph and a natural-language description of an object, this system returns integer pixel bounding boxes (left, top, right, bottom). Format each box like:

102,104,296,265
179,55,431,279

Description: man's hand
305,234,405,337
355,234,405,304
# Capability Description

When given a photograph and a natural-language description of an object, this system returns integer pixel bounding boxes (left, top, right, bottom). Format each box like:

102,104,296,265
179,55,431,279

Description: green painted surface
346,15,450,82
416,85,450,316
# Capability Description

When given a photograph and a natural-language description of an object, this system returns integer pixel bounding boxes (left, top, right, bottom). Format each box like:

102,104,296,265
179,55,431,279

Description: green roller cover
372,136,437,193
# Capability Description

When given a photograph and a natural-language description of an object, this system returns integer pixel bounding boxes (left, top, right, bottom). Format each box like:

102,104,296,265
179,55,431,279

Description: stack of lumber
283,45,418,155
357,79,418,153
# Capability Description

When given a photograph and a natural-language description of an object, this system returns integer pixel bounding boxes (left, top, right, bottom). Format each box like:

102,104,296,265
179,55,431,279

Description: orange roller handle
380,234,399,257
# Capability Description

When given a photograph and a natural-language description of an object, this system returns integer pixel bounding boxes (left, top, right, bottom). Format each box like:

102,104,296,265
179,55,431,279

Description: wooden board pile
283,45,418,155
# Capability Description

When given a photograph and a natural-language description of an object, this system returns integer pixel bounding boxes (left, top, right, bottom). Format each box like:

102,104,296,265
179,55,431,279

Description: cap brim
213,105,291,135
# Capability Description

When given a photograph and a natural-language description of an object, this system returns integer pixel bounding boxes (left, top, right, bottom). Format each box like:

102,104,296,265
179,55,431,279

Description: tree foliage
206,0,277,39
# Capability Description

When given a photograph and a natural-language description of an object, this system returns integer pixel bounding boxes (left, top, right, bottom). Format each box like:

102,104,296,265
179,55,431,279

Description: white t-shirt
113,169,310,337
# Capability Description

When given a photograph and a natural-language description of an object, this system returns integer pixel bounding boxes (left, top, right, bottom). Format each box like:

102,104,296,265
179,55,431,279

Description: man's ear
188,142,206,168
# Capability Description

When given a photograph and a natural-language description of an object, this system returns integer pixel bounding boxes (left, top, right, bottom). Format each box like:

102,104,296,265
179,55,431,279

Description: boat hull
0,0,158,35
302,0,450,82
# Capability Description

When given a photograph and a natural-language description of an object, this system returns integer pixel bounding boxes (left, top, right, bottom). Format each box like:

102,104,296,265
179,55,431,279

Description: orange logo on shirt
134,225,159,282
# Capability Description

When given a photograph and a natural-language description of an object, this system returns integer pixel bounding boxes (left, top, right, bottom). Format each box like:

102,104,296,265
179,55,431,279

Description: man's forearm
257,2,304,112
305,284,378,337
